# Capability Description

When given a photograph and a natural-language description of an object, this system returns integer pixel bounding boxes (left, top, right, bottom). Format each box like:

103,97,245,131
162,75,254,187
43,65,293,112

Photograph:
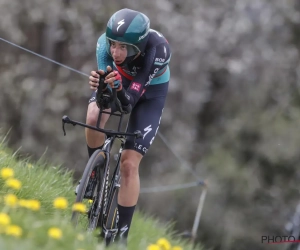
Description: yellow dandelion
172,247,183,250
157,238,171,250
27,200,41,211
48,227,62,239
5,178,22,190
88,199,93,204
53,197,68,210
4,194,18,207
76,233,85,241
0,213,11,226
19,199,30,208
0,168,14,179
6,225,22,237
147,244,161,250
72,203,86,213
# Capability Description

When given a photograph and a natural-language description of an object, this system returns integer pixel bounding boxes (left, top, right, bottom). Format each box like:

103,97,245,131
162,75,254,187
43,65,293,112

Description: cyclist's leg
117,82,169,241
116,149,142,241
75,92,111,196
85,91,111,157
79,75,129,197
86,74,130,157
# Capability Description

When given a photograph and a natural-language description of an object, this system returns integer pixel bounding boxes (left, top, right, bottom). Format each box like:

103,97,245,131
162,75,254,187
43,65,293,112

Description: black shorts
89,82,169,155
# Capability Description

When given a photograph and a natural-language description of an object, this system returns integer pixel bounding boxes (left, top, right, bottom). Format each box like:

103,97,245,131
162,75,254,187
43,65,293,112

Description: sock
87,144,103,158
117,204,136,240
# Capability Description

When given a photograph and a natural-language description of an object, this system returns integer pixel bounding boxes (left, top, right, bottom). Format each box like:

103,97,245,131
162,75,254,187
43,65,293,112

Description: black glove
96,72,113,109
96,88,113,110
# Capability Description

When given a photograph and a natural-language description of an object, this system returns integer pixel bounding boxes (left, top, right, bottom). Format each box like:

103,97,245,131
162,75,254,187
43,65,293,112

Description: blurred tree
1,0,300,249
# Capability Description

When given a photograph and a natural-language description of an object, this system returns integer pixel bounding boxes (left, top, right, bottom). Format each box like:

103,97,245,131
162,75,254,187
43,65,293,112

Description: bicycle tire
105,186,119,229
71,150,106,229
103,185,119,245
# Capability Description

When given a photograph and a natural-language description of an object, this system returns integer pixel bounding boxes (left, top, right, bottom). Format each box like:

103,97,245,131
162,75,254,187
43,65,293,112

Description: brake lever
62,115,76,136
62,120,66,136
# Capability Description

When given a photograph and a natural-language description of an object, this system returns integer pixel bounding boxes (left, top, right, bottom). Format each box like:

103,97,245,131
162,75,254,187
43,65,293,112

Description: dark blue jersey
96,29,171,108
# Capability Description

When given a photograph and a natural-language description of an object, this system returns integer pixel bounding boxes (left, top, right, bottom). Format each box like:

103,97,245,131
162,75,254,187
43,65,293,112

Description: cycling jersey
96,29,171,108
90,29,171,155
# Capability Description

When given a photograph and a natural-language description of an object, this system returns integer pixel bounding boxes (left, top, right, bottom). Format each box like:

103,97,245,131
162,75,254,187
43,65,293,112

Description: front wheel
71,150,106,230
102,179,120,246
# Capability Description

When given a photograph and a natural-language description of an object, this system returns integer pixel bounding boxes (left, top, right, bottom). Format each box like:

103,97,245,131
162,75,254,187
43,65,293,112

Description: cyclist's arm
96,33,113,71
117,43,171,108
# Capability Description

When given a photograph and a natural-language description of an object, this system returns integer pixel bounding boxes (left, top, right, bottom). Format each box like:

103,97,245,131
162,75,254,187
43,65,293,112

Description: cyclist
85,8,171,243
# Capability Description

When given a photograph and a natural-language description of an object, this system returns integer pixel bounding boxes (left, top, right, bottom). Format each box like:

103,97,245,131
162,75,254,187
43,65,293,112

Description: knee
86,104,108,128
120,158,139,179
86,108,98,126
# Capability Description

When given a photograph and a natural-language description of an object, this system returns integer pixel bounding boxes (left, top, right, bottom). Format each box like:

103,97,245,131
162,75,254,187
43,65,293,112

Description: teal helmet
106,8,150,65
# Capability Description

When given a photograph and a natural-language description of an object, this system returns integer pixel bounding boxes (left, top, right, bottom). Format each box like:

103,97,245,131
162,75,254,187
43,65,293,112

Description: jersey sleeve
117,42,171,108
96,33,113,71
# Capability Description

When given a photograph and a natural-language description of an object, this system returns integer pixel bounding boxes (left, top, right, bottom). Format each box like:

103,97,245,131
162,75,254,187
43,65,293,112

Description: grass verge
0,141,204,250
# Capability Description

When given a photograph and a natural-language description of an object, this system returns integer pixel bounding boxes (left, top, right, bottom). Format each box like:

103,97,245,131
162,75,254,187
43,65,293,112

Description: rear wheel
71,150,106,230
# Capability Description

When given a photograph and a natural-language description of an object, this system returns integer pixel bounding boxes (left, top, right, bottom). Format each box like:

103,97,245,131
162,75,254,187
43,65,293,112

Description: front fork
102,144,124,245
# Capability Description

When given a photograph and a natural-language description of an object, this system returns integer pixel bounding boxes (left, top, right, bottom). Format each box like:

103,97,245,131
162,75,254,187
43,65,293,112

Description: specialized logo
130,82,142,92
143,125,152,139
120,225,129,237
103,138,111,150
102,168,110,210
146,68,159,86
117,19,125,32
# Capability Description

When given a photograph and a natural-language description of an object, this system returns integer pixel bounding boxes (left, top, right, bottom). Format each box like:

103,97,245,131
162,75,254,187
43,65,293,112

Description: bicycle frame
63,109,138,239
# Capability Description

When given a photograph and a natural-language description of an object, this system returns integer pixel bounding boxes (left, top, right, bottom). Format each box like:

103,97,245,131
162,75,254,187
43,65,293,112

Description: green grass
0,141,204,250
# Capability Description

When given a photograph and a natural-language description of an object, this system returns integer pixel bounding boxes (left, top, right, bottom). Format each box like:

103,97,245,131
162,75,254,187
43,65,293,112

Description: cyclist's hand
89,70,100,90
89,66,112,90
104,70,122,91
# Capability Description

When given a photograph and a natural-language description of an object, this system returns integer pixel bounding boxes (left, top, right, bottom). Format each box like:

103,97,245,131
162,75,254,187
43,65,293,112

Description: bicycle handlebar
96,72,127,114
61,115,143,139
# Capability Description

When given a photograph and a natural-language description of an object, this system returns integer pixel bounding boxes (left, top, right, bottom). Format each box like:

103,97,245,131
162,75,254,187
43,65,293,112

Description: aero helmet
106,8,150,65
